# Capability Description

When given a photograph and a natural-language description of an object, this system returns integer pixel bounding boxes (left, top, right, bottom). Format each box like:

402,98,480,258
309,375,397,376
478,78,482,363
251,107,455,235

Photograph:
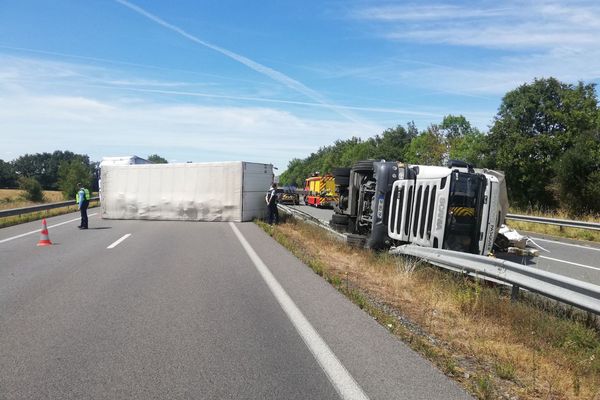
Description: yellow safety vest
76,188,91,202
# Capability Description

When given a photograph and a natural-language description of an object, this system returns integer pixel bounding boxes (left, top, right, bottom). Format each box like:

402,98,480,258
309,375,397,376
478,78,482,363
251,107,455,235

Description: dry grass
258,217,600,400
509,208,600,243
0,189,64,210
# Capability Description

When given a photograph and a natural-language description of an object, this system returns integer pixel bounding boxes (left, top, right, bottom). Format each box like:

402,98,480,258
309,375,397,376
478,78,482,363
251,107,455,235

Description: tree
370,125,417,161
12,151,91,190
448,130,487,166
440,115,474,140
486,78,599,208
147,154,168,164
279,158,305,187
0,160,17,188
554,130,600,214
439,114,487,167
58,160,93,200
404,126,446,165
12,153,52,187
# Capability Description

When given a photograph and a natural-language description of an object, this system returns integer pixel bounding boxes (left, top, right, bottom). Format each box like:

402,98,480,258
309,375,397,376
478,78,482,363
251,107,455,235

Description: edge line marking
531,237,600,252
539,256,600,272
229,222,369,400
0,213,99,244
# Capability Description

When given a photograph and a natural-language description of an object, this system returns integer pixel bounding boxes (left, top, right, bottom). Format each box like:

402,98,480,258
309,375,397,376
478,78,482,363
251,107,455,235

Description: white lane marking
229,222,370,400
539,256,600,272
532,237,600,252
107,234,131,249
0,213,99,244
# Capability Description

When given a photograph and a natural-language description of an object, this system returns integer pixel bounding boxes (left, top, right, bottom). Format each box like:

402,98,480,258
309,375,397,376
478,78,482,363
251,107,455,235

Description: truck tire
346,233,366,248
352,160,374,173
333,167,351,177
331,213,349,224
334,176,350,186
333,168,351,187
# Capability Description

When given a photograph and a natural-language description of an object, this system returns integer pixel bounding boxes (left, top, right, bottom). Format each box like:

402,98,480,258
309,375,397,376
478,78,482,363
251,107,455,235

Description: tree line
0,151,97,201
279,77,600,215
0,152,168,202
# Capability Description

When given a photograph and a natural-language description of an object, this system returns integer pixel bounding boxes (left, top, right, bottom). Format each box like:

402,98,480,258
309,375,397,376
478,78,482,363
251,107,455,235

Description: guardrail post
511,285,520,301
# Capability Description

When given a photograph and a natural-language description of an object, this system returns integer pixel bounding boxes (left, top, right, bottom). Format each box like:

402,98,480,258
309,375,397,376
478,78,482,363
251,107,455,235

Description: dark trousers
80,200,89,228
268,202,279,225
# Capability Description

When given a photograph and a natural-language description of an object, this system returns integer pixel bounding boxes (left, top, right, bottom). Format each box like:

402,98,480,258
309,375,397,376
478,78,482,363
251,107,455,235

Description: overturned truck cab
329,160,508,255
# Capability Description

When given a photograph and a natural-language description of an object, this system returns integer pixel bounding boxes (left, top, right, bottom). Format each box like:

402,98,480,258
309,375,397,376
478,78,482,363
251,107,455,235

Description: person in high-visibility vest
76,183,91,229
265,182,279,225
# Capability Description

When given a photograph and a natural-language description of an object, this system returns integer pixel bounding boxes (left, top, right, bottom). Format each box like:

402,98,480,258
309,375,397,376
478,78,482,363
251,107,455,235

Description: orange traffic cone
37,218,52,246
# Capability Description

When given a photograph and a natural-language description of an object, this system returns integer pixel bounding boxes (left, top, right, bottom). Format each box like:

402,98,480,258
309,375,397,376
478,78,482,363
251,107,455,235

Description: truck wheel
333,167,351,177
352,160,374,173
331,213,349,224
346,234,366,248
334,176,350,186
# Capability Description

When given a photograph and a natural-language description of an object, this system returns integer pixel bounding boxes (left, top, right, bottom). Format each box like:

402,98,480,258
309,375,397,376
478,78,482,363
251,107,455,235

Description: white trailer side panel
101,162,272,222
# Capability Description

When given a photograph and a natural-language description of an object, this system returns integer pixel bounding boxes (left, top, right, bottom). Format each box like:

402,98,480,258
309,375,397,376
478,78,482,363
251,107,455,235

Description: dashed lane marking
107,234,131,249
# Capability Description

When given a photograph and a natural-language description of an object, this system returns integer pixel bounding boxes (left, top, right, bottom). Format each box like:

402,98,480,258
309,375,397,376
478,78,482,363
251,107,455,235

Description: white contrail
75,83,440,117
115,0,368,125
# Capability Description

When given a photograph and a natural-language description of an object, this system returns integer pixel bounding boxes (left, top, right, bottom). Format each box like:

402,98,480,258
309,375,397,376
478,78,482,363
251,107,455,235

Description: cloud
347,1,600,95
0,93,370,169
0,56,387,169
353,1,600,50
353,4,511,22
0,54,441,117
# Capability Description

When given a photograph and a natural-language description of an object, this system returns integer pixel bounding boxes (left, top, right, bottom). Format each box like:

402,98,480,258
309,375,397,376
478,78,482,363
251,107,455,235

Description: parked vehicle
277,186,300,205
304,174,337,207
329,160,508,254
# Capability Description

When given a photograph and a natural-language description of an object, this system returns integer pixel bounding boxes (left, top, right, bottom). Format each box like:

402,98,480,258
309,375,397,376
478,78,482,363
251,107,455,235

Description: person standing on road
265,183,279,225
77,183,90,229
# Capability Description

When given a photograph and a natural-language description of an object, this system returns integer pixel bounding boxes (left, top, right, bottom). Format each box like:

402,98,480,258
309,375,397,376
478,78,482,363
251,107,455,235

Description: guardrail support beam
511,285,520,302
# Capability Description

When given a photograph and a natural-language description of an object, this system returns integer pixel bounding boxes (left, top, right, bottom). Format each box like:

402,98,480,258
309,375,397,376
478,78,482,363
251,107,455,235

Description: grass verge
257,216,600,400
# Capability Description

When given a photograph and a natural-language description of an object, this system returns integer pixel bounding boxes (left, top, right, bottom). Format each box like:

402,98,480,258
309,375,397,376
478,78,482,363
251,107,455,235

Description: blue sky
1,0,599,170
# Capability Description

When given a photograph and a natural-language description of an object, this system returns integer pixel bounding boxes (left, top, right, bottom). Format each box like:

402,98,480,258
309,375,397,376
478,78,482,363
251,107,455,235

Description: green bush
18,176,44,202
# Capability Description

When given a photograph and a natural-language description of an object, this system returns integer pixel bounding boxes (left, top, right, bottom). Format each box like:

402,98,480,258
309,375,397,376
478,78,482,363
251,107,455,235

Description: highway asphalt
0,212,471,399
289,205,600,286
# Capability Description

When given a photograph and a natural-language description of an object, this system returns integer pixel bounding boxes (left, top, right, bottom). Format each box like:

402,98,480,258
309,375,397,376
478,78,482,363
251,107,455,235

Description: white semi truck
329,160,509,255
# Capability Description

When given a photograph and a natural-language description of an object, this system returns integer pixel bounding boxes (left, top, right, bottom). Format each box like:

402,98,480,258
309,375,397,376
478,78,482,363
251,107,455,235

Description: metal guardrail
506,213,600,231
278,204,346,240
390,245,600,315
279,205,600,315
0,197,100,218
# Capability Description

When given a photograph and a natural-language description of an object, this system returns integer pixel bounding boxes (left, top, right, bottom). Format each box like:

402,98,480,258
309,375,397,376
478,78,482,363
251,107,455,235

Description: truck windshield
443,172,486,254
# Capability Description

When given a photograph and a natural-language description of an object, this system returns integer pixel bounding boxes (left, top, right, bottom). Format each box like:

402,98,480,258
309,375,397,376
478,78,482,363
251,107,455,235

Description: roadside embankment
257,217,600,400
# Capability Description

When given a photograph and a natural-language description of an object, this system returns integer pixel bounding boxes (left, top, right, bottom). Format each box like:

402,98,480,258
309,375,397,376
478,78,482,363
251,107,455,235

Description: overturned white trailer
101,161,273,222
